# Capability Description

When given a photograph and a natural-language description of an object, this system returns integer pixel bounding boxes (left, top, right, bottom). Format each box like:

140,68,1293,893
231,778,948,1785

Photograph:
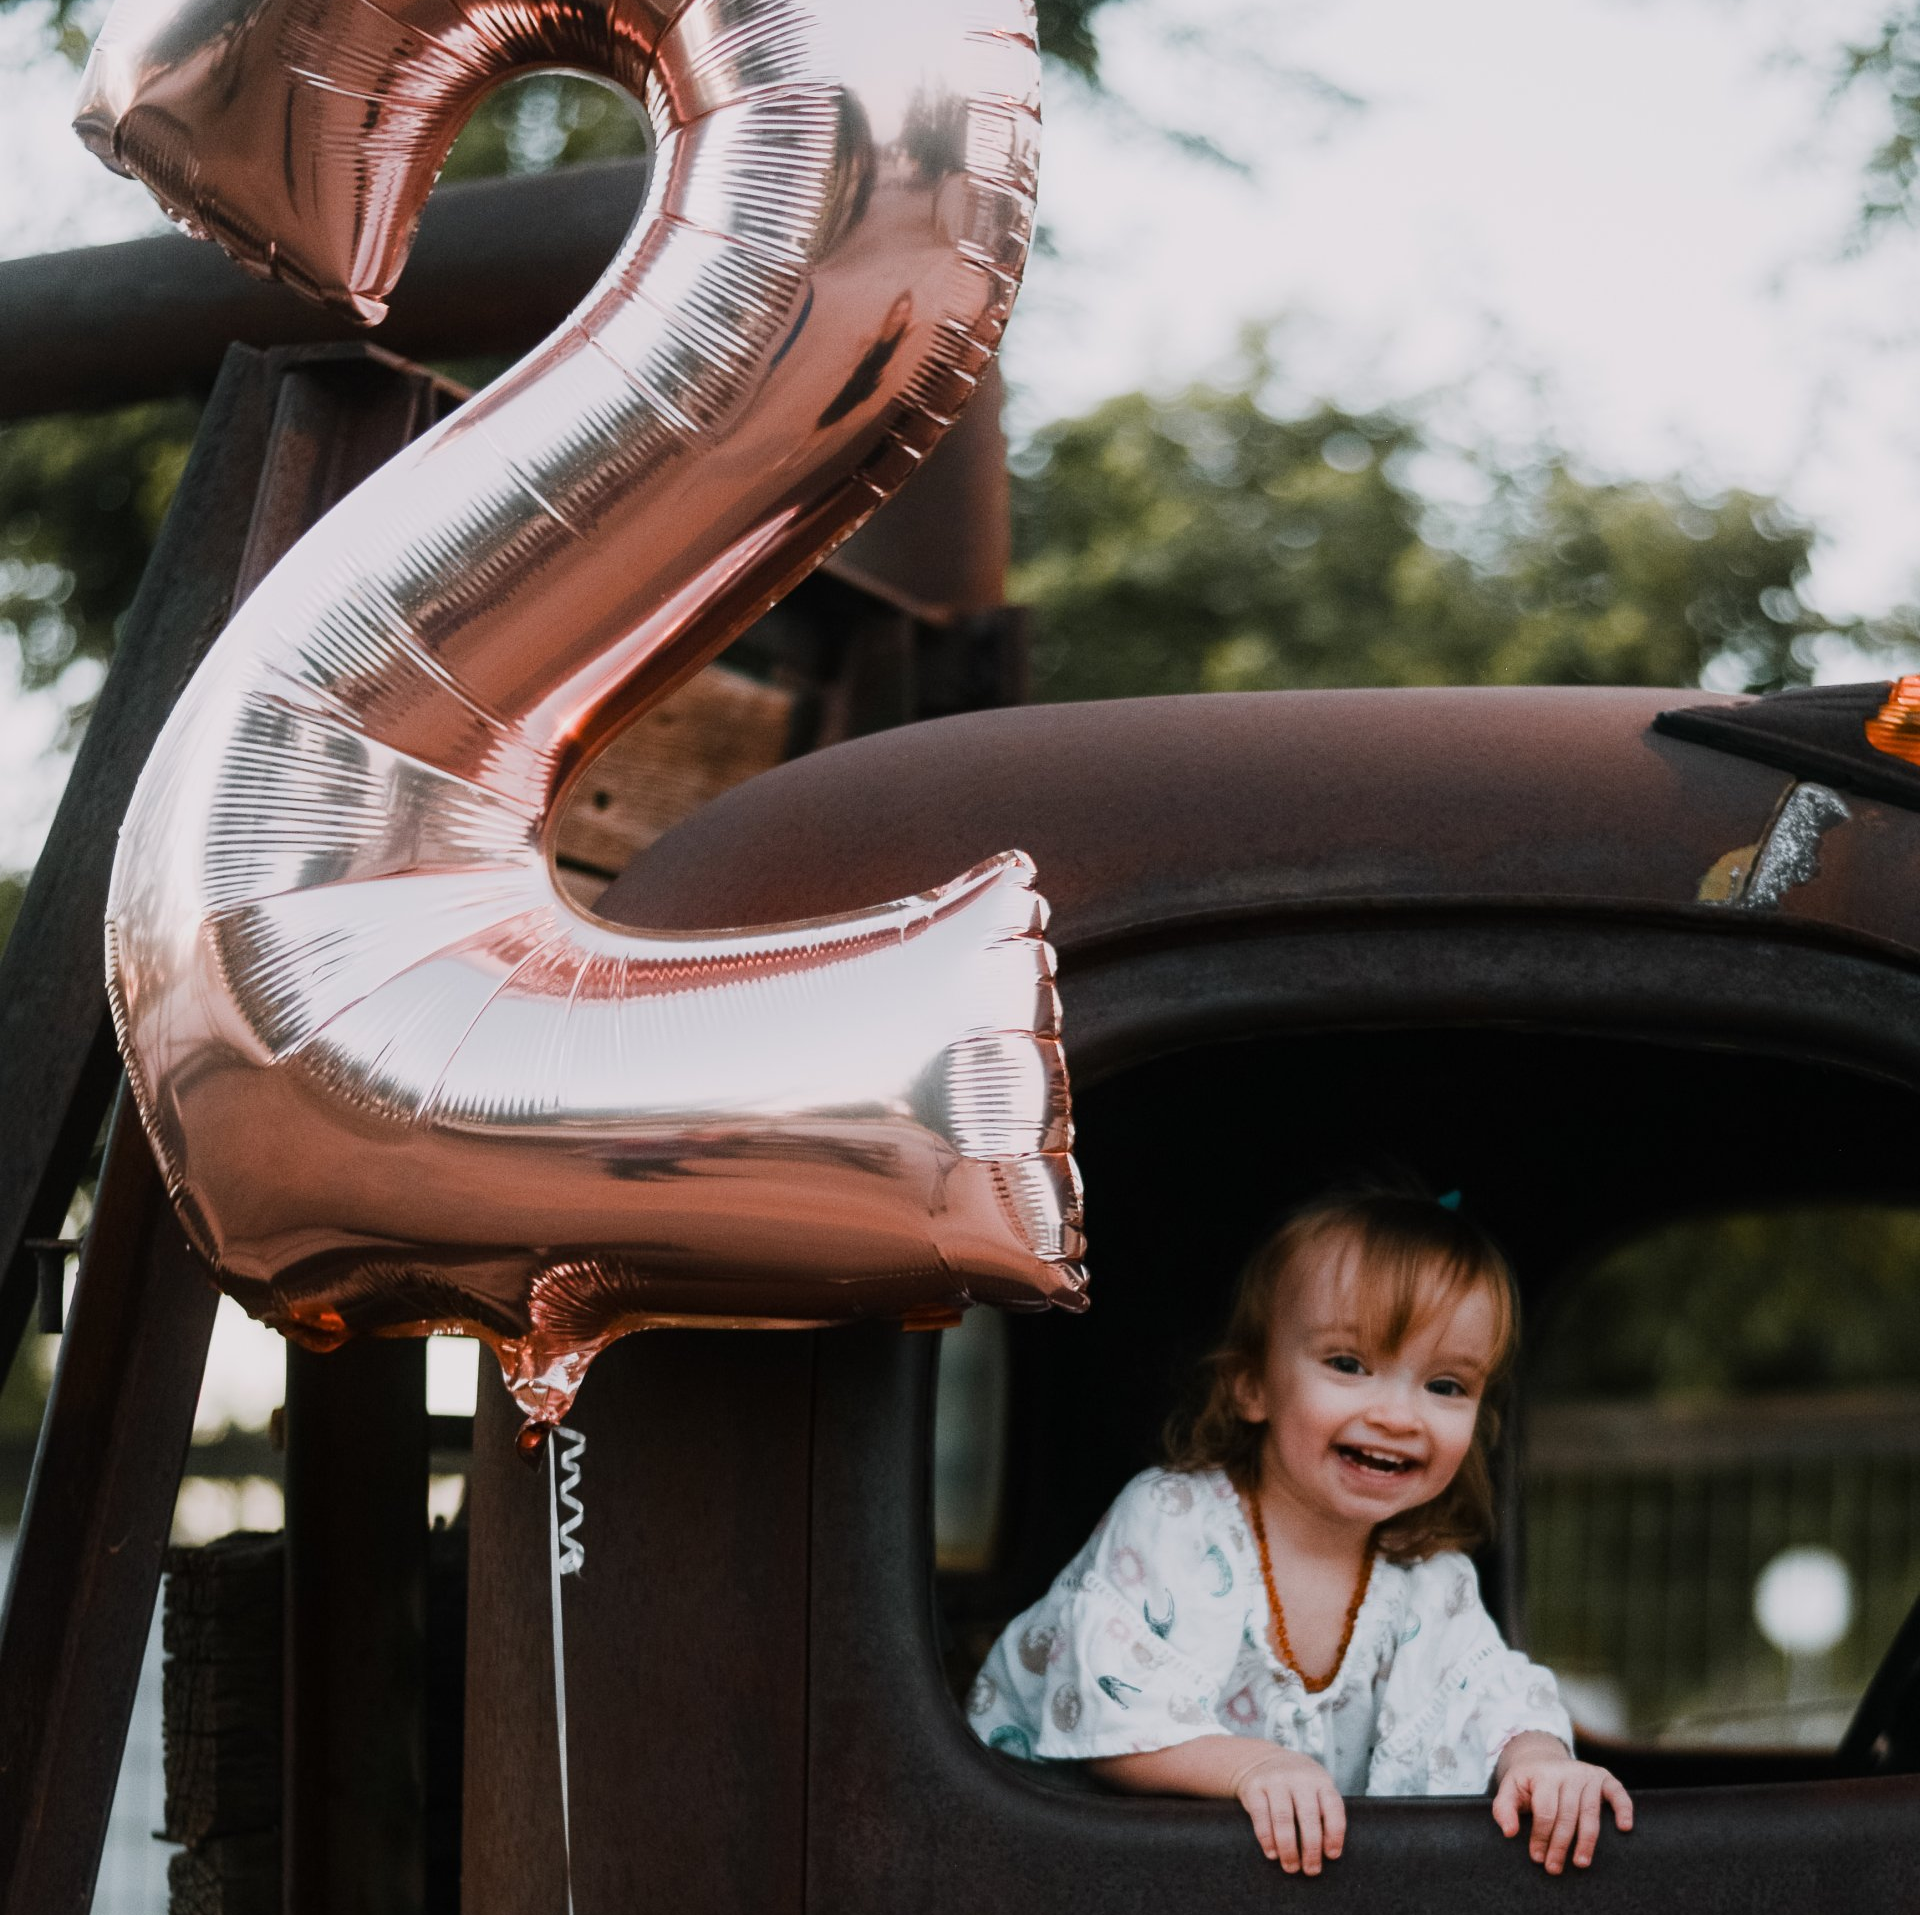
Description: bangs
1304,1207,1516,1380
1164,1178,1521,1553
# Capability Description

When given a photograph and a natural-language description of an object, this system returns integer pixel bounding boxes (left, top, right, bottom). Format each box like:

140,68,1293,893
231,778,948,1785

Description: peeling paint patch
1746,782,1850,907
1702,782,1850,910
1697,842,1758,904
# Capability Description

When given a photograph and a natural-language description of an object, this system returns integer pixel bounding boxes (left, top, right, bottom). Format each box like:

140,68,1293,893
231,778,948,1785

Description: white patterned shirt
966,1466,1573,1795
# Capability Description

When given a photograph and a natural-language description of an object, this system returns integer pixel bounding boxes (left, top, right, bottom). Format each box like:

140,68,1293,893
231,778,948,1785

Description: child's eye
1326,1354,1367,1376
1426,1377,1469,1398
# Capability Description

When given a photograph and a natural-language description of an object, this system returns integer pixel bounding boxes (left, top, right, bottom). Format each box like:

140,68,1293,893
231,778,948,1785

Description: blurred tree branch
1535,1206,1920,1399
1838,8,1920,233
0,400,195,743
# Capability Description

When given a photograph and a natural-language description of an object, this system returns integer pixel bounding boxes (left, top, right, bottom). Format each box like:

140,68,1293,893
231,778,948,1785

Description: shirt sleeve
966,1468,1250,1761
1368,1552,1574,1796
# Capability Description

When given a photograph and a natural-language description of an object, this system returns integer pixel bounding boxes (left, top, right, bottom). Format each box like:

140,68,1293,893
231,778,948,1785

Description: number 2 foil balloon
73,0,1084,1432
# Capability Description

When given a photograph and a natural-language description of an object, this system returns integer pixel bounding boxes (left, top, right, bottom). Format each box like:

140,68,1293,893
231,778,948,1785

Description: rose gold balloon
76,0,1084,1429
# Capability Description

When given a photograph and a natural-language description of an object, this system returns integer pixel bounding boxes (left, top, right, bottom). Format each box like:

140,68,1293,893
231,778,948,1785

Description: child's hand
1228,1746,1345,1875
1491,1733,1633,1873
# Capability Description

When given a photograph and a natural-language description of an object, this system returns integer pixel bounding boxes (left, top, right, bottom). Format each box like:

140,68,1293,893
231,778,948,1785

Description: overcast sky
7,0,1920,1423
7,0,1919,605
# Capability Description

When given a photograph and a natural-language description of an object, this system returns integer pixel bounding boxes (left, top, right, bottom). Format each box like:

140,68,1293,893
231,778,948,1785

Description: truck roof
601,685,1919,967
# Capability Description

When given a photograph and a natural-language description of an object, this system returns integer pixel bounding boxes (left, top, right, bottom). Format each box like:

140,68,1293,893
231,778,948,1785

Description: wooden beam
0,344,458,1915
553,665,793,889
205,352,458,1915
461,1332,815,1914
0,344,284,1407
0,1097,221,1915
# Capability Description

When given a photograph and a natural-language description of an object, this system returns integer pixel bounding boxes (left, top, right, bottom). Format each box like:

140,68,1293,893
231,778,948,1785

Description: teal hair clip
1437,1189,1463,1211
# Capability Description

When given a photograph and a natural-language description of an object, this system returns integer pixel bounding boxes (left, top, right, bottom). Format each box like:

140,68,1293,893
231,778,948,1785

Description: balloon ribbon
547,1428,587,1912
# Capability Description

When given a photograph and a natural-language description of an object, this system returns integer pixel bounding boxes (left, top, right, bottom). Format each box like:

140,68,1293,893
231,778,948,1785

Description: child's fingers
1603,1774,1635,1832
1527,1774,1560,1863
1542,1778,1584,1874
1319,1781,1347,1861
1292,1784,1325,1876
1572,1778,1604,1869
1244,1787,1278,1863
1490,1771,1523,1838
1271,1790,1302,1875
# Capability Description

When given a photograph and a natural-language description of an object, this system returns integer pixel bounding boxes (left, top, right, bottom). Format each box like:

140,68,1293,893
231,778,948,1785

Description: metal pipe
0,161,648,421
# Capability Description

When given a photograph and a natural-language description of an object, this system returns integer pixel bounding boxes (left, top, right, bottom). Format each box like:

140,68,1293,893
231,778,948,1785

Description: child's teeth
1345,1446,1410,1470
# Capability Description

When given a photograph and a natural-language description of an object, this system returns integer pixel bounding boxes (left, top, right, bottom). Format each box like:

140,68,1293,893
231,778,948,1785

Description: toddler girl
967,1185,1633,1875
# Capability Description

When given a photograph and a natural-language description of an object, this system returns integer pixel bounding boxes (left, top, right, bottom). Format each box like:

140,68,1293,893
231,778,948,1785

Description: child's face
1234,1227,1499,1531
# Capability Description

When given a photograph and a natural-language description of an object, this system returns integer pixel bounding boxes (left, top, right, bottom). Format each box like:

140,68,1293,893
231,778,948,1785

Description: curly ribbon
547,1427,587,1912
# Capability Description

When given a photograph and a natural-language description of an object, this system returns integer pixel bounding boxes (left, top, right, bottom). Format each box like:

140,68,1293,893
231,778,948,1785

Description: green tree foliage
1035,0,1123,82
440,74,649,183
0,400,196,732
1013,345,1849,705
429,0,1126,179
1533,1208,1920,1400
1840,10,1920,230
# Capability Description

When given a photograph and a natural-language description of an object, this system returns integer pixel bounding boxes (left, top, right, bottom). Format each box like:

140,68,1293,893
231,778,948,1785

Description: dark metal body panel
600,689,1794,949
808,1324,1920,1915
575,688,1920,1909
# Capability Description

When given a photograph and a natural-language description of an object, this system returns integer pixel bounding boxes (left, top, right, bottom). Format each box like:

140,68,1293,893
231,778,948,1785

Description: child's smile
1334,1441,1420,1479
1236,1230,1499,1536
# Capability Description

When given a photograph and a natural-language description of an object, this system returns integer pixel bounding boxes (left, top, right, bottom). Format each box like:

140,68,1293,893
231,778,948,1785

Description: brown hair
1163,1183,1518,1563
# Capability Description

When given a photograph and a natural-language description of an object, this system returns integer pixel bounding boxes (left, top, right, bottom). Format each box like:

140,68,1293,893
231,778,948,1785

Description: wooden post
283,1341,429,1915
0,342,298,1914
0,342,460,1915
461,1331,816,1914
0,1098,220,1915
0,344,289,1403
210,351,461,1915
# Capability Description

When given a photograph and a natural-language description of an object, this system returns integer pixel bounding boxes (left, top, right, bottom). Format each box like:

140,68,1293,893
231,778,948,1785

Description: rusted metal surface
586,685,1920,1912
797,1325,1920,1915
598,680,1920,973
601,687,1804,949
1762,784,1920,960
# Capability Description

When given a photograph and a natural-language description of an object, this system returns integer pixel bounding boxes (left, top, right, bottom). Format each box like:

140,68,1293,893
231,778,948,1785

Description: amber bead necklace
1244,1491,1375,1694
